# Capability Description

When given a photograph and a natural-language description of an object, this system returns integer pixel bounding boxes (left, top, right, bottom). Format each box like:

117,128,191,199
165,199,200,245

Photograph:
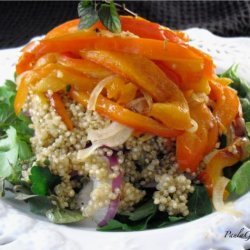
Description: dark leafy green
78,0,99,29
100,185,212,231
98,1,121,33
30,166,61,196
227,161,250,196
46,207,84,224
120,199,157,221
0,178,4,197
186,185,212,221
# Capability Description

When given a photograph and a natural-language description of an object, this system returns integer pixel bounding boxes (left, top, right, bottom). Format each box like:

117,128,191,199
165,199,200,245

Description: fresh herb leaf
98,1,121,33
29,166,60,196
65,84,71,93
46,207,84,224
228,161,250,196
186,185,212,221
78,0,99,29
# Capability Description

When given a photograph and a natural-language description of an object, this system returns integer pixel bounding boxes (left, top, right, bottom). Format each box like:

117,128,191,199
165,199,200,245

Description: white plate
0,29,250,250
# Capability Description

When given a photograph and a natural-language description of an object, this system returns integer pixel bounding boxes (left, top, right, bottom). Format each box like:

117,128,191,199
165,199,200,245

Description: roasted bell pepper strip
81,50,192,130
48,92,73,130
16,31,204,75
33,63,98,92
116,82,138,105
57,54,112,79
14,75,30,115
70,90,181,138
149,103,191,130
16,52,36,75
45,16,189,43
203,138,248,195
210,81,239,131
176,98,218,172
81,50,186,102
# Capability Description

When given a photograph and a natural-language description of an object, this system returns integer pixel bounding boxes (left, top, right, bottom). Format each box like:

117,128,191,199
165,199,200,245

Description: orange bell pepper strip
32,63,98,93
70,90,181,138
16,52,36,75
203,138,248,195
209,81,239,131
14,75,30,115
16,30,204,75
176,98,218,172
48,92,73,131
116,82,138,105
57,54,112,79
81,50,192,130
45,16,189,43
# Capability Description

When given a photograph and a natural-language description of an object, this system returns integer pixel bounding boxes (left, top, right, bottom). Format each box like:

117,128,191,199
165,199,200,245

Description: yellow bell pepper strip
32,63,98,93
116,82,138,105
48,92,73,131
45,16,189,43
209,80,239,131
176,99,218,172
57,54,112,79
70,90,181,138
81,50,192,130
16,31,204,75
14,75,30,115
202,138,248,196
149,103,191,130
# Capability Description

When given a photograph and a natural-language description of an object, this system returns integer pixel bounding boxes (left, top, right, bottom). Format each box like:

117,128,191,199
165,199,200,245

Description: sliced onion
98,154,123,227
87,122,128,142
87,75,117,111
212,176,241,216
78,123,133,161
77,154,123,226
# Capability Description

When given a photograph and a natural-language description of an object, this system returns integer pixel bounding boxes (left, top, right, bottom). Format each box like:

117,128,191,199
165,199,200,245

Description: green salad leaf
228,161,250,196
186,185,212,220
30,166,60,196
46,207,84,224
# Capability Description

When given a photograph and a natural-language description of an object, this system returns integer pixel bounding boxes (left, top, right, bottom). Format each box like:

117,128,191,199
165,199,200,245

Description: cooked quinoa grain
23,91,194,217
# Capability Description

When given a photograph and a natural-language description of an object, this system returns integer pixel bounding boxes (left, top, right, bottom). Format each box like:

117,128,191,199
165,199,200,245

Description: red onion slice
98,154,123,227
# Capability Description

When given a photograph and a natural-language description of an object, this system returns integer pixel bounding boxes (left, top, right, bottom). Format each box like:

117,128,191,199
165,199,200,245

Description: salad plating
1,1,250,231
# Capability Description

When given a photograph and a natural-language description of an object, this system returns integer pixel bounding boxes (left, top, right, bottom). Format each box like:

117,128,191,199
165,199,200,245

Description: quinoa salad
1,1,250,231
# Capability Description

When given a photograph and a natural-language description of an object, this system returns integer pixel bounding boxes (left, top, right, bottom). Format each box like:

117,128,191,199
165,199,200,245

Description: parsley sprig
78,0,137,33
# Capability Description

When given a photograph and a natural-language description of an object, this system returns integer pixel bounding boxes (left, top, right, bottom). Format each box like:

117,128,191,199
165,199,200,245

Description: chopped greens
30,166,60,196
99,185,212,231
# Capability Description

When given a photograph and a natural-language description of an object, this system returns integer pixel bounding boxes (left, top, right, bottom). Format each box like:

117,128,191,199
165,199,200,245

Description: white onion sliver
77,143,100,161
212,176,241,216
87,122,126,142
78,125,133,161
87,75,117,111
